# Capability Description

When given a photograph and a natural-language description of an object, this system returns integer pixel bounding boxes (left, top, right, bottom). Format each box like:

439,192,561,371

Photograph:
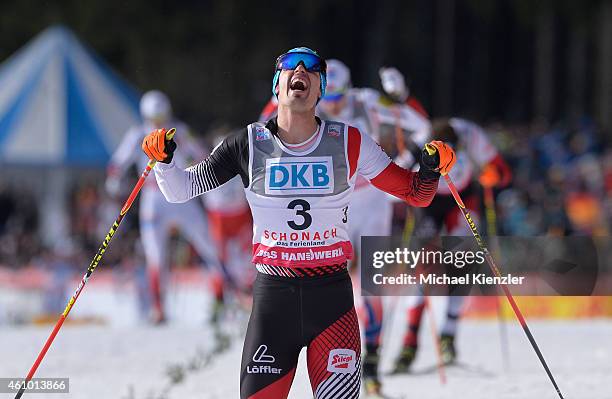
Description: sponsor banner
252,241,353,267
265,156,334,196
464,296,612,319
361,235,608,296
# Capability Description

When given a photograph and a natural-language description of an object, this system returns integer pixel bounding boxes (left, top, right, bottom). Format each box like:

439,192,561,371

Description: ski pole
402,207,415,243
422,289,447,385
402,196,444,382
381,207,415,369
483,185,510,370
439,168,564,399
483,186,497,239
14,128,176,399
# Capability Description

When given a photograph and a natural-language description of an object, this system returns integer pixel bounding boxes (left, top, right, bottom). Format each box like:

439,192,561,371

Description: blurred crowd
489,117,611,237
0,185,41,268
0,118,610,271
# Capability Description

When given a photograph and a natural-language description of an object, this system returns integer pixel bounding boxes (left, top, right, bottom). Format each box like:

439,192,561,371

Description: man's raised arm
142,128,249,203
348,126,455,207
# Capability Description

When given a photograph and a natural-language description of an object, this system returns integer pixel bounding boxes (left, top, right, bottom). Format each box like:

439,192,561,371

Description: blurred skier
394,117,512,371
106,90,224,324
318,59,430,396
202,134,254,301
378,66,428,118
259,95,278,122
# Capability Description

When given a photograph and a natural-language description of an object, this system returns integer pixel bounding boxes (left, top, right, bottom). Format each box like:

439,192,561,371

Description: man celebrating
142,47,456,399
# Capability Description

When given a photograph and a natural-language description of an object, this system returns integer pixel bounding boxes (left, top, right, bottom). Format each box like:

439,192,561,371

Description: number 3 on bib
341,206,348,223
287,199,312,230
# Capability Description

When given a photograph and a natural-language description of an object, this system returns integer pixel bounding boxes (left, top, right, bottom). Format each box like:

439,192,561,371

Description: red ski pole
14,128,176,399
440,168,564,399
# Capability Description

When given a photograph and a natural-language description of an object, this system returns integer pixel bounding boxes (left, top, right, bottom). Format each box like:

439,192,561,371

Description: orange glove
142,128,176,163
479,163,501,188
422,140,456,175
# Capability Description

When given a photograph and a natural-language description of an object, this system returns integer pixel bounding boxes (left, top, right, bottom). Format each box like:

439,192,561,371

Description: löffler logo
248,345,282,374
252,344,275,363
327,349,357,373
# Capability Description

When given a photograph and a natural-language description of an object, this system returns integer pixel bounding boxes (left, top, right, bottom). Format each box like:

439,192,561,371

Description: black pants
240,270,361,399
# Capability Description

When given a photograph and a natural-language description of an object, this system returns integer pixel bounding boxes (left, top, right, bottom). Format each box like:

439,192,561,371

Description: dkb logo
265,156,334,195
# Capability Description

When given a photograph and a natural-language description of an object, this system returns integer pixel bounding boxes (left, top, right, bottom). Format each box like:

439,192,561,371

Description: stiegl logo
265,156,334,195
247,345,282,374
331,354,353,368
326,349,357,374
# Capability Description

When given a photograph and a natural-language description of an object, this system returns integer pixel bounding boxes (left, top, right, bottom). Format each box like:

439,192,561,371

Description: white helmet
322,59,351,100
140,90,172,123
379,67,409,102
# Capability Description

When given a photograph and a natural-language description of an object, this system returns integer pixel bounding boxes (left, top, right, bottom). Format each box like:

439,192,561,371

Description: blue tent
0,25,141,166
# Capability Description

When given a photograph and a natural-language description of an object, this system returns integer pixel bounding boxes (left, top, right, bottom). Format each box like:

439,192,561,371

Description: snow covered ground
1,295,609,399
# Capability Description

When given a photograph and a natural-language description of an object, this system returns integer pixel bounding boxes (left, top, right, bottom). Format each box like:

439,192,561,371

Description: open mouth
290,76,308,92
290,80,306,91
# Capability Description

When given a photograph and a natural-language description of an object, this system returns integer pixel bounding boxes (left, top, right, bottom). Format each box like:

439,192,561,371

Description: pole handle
425,143,451,176
146,128,177,168
425,143,436,156
165,127,176,140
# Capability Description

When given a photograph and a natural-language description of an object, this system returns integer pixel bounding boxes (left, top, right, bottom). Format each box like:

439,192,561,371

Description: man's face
276,64,321,111
319,95,347,117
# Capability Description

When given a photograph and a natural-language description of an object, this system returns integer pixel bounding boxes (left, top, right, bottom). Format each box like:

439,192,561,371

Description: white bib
245,121,355,268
